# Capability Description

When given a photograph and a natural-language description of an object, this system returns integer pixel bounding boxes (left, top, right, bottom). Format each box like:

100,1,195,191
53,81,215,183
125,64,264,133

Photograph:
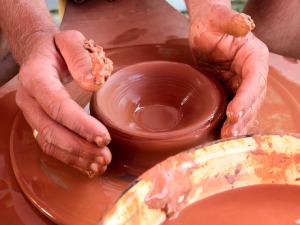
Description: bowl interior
99,133,300,225
94,61,224,137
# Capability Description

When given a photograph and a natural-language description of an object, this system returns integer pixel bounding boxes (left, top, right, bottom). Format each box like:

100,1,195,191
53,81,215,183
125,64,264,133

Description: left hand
16,30,112,176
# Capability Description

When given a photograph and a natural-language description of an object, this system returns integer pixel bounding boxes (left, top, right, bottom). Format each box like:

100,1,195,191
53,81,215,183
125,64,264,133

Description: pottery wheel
9,47,300,225
9,0,300,224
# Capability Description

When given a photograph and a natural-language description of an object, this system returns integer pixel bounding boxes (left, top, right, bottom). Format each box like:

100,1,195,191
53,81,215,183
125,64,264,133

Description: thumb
210,5,255,37
54,30,112,91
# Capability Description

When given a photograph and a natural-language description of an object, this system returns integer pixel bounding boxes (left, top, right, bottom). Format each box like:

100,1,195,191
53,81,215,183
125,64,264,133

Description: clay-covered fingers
221,88,266,138
54,30,113,91
18,61,111,148
16,86,112,175
209,5,255,37
221,39,269,138
17,57,113,175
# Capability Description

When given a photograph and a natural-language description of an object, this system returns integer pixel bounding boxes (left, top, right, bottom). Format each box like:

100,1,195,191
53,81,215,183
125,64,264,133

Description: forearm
184,0,230,19
0,0,58,63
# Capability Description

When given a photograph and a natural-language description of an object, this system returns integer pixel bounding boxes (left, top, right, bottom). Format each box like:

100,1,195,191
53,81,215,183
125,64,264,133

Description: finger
54,30,96,91
36,134,109,175
226,39,269,123
221,87,266,138
54,30,113,91
18,62,111,147
35,134,100,174
225,73,266,126
210,5,255,37
15,86,112,169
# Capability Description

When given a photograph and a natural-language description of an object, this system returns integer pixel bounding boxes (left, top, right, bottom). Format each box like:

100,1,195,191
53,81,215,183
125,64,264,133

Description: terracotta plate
9,111,138,225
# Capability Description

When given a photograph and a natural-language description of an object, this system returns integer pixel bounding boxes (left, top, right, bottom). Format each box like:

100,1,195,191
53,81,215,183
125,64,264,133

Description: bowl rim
99,132,300,225
92,61,227,140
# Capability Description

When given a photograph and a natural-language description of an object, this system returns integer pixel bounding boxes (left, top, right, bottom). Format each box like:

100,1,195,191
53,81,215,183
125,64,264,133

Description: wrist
0,0,59,64
20,28,59,64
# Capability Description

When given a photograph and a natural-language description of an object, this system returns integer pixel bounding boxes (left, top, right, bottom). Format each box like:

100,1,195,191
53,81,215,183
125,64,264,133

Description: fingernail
241,128,247,135
233,130,238,137
226,110,233,120
221,125,230,139
95,156,104,165
226,102,233,119
90,162,99,173
238,111,243,119
260,75,266,87
98,165,108,175
95,134,111,147
227,110,243,123
85,74,95,82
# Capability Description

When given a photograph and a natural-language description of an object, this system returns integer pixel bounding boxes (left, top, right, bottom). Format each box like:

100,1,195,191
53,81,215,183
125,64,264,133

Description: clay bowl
99,133,300,225
90,61,227,169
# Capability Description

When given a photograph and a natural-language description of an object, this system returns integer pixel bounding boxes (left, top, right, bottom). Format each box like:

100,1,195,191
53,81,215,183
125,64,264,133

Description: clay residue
162,184,300,225
224,163,243,185
227,13,255,37
84,39,113,85
109,28,147,45
252,134,274,149
144,154,198,219
250,149,294,182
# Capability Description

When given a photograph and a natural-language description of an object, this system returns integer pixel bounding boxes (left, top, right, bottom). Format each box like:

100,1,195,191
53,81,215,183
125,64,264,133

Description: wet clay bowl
99,133,300,225
90,61,227,169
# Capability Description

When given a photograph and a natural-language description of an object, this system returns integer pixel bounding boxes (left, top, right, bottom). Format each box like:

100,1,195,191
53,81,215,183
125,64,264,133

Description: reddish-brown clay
83,39,113,85
1,0,300,224
163,184,300,225
90,61,227,169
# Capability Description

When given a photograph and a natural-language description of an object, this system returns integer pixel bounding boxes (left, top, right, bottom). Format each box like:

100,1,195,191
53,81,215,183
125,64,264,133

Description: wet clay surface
1,0,300,224
3,52,300,225
249,56,300,134
91,61,227,169
60,0,189,49
144,153,199,219
0,84,55,225
163,184,300,225
83,39,113,85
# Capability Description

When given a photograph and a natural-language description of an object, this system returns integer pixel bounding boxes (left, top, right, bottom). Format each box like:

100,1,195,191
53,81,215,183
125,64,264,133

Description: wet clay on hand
224,12,255,37
209,4,255,37
84,39,113,85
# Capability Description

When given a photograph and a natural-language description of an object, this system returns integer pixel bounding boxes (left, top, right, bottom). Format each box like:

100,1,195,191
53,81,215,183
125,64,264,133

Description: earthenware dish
91,61,227,169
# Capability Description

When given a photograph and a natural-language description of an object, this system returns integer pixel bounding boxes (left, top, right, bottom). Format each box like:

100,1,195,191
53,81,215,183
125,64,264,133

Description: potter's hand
16,30,112,176
187,4,269,138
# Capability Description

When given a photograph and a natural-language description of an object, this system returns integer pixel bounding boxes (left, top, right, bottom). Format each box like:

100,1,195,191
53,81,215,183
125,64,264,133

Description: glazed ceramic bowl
90,61,227,168
99,133,300,225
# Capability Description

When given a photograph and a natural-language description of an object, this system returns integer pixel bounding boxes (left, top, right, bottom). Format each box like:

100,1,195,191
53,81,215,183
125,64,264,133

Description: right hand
16,30,112,176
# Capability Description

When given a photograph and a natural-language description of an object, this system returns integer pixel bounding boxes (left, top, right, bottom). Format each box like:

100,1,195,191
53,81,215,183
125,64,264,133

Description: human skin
0,0,112,176
244,0,300,59
185,0,269,138
0,0,268,175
